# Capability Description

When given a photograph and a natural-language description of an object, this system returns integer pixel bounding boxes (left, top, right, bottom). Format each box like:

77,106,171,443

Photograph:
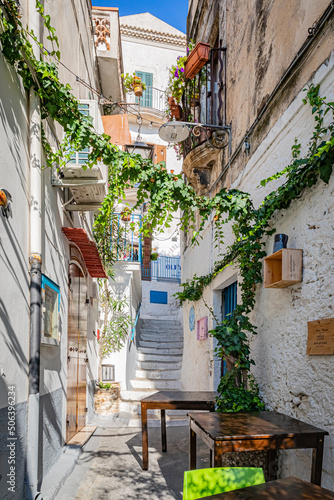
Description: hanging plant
121,73,146,96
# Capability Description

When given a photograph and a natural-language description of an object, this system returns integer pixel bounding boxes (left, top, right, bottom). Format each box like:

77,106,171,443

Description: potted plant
121,207,131,222
121,73,147,97
184,42,210,80
150,252,158,261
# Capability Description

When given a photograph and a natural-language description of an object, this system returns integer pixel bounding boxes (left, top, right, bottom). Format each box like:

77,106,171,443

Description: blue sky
92,1,187,33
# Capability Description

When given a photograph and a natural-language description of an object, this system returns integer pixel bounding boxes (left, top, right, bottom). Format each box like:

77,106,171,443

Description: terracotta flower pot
133,84,143,97
170,104,182,120
121,210,131,222
185,42,210,80
168,96,176,106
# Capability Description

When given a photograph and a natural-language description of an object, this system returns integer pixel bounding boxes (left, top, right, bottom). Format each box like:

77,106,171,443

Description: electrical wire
23,27,167,129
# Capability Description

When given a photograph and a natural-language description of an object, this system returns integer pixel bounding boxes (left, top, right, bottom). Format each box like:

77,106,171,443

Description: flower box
185,42,210,80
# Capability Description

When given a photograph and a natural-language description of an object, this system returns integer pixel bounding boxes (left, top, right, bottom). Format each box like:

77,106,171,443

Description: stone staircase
119,318,187,426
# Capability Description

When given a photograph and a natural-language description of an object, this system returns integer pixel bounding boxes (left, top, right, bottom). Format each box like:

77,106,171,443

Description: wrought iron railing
181,47,227,158
127,86,167,114
141,256,181,282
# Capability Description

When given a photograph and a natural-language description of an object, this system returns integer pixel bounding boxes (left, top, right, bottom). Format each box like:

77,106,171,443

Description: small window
102,364,115,381
68,104,90,164
41,275,60,345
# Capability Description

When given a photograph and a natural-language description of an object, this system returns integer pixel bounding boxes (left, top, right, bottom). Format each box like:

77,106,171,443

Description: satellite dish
158,122,190,143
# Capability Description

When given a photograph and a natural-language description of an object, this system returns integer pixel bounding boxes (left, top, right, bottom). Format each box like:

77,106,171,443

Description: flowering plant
166,40,195,106
121,73,146,93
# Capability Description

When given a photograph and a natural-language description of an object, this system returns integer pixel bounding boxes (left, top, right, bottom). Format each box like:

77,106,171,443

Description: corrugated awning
62,227,107,279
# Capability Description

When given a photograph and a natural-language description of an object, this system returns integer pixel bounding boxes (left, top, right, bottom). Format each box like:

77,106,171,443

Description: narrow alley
53,420,209,500
1,0,334,499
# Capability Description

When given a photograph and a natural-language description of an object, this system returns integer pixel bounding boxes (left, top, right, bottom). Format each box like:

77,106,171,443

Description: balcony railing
181,47,226,158
141,256,181,282
112,212,142,264
127,87,167,114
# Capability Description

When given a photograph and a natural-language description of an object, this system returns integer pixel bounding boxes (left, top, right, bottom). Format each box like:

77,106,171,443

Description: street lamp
125,134,154,160
125,115,154,160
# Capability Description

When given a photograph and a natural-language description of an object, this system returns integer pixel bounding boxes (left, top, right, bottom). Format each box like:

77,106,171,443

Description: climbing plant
1,2,334,411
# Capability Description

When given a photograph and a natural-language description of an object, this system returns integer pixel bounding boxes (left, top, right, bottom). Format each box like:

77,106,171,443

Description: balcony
112,212,142,263
92,8,124,104
180,46,228,194
126,86,167,119
141,256,181,283
112,213,181,282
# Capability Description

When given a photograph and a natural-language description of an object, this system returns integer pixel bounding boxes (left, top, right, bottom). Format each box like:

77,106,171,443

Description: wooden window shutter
153,145,166,165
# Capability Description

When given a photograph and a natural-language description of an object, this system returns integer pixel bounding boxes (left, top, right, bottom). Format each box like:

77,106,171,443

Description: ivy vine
1,2,333,411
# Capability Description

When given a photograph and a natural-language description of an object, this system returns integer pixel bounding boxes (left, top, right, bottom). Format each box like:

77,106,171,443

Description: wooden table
141,391,216,470
198,476,334,499
188,411,328,485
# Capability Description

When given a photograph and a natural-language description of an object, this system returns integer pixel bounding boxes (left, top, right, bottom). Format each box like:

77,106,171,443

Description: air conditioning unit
53,100,108,211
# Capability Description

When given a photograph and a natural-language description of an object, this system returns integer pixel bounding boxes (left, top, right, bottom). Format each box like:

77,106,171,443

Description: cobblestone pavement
54,420,210,500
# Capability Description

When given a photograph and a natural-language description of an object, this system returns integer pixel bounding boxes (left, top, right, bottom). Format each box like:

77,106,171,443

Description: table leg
190,427,196,470
141,403,148,470
161,409,167,452
311,436,325,485
213,442,223,467
267,449,277,481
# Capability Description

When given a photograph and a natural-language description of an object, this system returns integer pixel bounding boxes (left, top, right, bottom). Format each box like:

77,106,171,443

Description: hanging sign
306,318,334,355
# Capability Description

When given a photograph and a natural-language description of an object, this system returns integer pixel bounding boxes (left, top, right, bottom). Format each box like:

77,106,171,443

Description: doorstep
67,425,97,446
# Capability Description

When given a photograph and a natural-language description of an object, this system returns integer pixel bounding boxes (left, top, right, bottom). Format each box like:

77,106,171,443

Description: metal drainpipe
26,2,43,498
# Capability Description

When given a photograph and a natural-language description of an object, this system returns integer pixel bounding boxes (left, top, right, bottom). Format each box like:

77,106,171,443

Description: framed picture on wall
41,274,60,345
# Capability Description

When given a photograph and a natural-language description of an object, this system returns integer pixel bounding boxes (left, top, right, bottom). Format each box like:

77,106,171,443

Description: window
222,281,237,320
102,364,115,381
68,104,90,164
221,281,237,375
135,71,153,108
41,275,60,345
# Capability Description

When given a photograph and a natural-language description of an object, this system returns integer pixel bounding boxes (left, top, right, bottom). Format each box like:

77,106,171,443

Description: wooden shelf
263,248,303,288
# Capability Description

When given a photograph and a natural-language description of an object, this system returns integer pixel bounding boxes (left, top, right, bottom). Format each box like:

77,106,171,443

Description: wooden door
77,274,87,431
66,263,87,442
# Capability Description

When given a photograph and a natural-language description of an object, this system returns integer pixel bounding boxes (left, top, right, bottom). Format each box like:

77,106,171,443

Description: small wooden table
141,390,216,470
188,411,328,485
199,476,334,499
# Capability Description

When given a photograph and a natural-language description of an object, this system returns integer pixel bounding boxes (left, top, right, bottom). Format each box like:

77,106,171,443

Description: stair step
137,360,182,370
141,320,181,326
138,340,183,348
130,379,181,390
140,334,183,342
138,347,183,355
140,328,182,333
135,369,180,380
137,352,183,362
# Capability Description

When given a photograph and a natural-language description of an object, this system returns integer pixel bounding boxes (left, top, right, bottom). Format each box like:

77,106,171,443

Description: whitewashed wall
181,54,334,487
101,262,142,390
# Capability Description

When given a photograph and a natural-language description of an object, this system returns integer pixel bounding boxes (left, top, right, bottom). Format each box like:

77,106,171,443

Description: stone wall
180,42,334,489
94,385,121,415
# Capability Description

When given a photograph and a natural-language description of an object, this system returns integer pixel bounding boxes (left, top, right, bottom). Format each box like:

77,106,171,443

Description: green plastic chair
183,467,265,500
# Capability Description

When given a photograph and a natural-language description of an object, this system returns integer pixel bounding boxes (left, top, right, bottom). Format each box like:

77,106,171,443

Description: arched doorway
66,257,88,442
